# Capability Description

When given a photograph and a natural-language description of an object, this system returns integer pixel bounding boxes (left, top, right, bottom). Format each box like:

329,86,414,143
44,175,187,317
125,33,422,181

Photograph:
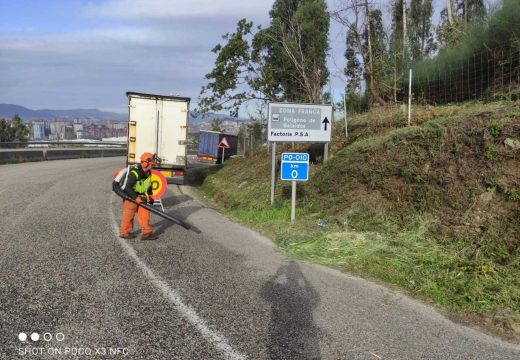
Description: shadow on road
260,261,321,360
184,163,223,187
151,206,202,235
160,194,192,207
150,163,222,235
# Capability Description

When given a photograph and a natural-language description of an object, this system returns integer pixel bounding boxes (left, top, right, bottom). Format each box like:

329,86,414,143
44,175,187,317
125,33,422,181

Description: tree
0,115,29,142
199,0,330,115
332,0,387,106
389,0,408,102
364,8,390,103
254,0,330,104
408,0,436,61
198,19,260,116
446,0,455,24
344,36,363,96
437,7,464,47
210,118,223,132
11,115,29,141
390,0,406,59
455,0,485,23
0,118,12,142
437,0,485,48
344,36,368,112
247,121,264,154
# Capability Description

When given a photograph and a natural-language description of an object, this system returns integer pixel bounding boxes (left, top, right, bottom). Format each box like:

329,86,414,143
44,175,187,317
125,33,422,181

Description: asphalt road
1,157,519,360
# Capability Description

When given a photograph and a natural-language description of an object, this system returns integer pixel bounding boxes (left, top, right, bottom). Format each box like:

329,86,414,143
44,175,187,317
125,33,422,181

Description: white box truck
126,92,190,183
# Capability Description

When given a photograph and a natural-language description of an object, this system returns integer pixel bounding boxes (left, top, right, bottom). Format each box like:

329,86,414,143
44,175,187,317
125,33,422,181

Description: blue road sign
280,152,309,181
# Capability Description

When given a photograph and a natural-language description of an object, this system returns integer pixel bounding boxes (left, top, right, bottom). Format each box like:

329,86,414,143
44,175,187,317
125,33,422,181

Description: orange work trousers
119,200,153,237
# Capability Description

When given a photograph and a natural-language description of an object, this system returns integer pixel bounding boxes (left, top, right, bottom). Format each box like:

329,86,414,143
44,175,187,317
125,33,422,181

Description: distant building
32,122,45,139
37,118,128,141
49,121,75,140
73,123,83,134
76,130,87,139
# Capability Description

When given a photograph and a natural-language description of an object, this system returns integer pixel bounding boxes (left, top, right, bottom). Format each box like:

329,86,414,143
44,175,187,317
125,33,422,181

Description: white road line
109,194,247,360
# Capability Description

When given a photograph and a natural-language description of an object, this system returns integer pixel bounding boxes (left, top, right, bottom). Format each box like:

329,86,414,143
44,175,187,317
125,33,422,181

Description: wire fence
412,46,520,104
345,45,520,114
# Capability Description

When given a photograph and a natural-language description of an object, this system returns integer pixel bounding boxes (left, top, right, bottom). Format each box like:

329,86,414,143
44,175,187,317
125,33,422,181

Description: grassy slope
199,100,520,341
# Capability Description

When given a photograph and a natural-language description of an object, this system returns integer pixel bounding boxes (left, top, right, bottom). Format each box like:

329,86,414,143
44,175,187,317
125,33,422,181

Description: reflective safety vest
130,169,152,194
113,165,152,195
130,168,152,195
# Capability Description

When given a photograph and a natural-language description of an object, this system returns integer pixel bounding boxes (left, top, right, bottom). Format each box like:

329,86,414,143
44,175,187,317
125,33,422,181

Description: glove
148,196,155,205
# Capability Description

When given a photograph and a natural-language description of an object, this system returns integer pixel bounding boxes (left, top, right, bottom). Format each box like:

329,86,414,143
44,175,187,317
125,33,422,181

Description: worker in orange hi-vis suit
118,152,158,240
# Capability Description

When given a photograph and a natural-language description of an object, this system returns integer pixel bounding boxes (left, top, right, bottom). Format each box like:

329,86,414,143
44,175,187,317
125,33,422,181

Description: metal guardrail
0,141,127,149
0,146,127,164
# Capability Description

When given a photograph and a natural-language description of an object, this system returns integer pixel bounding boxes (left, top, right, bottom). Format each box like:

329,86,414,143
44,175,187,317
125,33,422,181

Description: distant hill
0,104,127,121
0,104,247,124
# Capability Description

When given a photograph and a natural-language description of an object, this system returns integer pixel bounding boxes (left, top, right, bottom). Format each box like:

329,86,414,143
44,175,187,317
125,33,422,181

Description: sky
0,0,499,115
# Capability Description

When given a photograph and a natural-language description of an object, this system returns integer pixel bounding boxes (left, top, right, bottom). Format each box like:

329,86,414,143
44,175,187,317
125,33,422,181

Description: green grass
228,205,300,224
508,190,520,202
485,144,498,160
277,214,519,314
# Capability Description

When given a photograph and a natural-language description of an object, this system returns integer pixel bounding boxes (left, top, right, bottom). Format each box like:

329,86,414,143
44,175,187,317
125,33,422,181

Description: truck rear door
158,99,188,167
128,96,158,164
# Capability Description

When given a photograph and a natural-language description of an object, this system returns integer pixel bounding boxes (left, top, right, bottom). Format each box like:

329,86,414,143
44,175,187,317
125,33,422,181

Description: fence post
344,93,348,137
426,72,430,104
501,49,504,91
509,47,513,96
464,54,475,101
488,50,491,98
438,62,441,103
459,59,463,101
447,63,451,102
408,68,412,126
474,54,477,97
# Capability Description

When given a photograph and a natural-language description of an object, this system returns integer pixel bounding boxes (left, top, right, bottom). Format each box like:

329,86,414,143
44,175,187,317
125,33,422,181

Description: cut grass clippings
280,216,519,316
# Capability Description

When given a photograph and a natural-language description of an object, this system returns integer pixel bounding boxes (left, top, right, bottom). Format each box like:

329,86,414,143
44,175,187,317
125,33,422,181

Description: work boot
140,233,158,241
119,233,135,239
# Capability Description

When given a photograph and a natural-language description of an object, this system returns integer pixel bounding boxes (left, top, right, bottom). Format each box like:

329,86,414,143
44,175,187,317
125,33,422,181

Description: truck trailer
197,130,238,164
126,92,190,183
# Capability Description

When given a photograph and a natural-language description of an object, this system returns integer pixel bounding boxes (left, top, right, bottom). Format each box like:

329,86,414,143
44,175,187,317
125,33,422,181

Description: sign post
271,142,276,205
218,137,230,164
268,102,332,207
280,152,309,222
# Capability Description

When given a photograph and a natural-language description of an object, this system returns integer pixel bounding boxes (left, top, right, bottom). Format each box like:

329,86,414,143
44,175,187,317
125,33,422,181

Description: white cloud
0,28,157,56
0,0,347,112
84,0,271,21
